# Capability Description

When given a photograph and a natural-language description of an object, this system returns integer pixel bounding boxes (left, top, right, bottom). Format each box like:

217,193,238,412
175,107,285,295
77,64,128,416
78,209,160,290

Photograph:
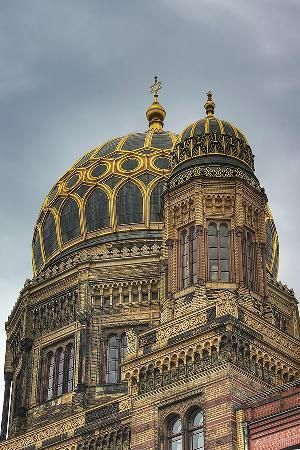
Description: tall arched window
246,232,253,288
106,335,119,384
188,409,204,449
86,188,109,231
150,181,165,222
116,182,143,225
33,230,43,271
168,416,183,450
60,198,81,243
45,352,55,401
208,222,230,282
56,348,65,397
66,344,75,392
181,226,198,288
42,342,75,403
42,212,58,257
106,334,127,384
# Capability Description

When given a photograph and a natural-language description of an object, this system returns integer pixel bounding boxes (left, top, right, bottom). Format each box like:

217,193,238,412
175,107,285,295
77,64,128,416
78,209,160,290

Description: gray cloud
0,0,299,406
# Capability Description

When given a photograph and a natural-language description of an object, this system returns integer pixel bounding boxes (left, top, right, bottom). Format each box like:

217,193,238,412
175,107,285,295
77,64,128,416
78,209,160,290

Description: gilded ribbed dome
170,92,254,173
32,130,177,275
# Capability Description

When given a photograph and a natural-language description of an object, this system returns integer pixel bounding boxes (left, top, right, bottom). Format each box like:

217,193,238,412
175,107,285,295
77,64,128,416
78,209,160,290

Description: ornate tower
0,88,299,450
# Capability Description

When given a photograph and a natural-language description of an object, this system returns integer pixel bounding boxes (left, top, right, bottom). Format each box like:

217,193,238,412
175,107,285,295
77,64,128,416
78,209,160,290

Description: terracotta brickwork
242,381,300,450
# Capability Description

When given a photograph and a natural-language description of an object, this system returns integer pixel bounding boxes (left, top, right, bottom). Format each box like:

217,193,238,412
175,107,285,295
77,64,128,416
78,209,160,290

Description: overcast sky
0,0,299,410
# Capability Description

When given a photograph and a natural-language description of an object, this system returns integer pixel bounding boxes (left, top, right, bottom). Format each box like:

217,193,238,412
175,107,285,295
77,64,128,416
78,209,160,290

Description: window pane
86,188,109,231
56,349,65,397
150,181,165,222
220,224,228,236
106,335,119,383
171,418,182,434
189,430,204,450
182,231,190,288
170,436,183,450
60,198,81,243
42,212,58,257
220,260,229,271
116,182,143,225
221,271,229,282
208,236,217,248
67,345,75,392
46,353,55,401
208,223,217,236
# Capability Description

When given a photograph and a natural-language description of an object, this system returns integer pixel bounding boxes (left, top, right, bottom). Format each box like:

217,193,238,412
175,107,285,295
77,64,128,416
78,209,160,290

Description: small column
0,372,13,440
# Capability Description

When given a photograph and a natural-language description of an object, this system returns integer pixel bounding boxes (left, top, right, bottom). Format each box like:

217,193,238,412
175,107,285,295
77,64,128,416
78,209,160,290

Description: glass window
86,188,109,231
42,212,58,257
56,348,65,397
66,344,75,392
191,226,198,285
116,182,143,225
60,198,81,243
168,417,183,450
188,409,204,450
182,230,189,288
208,222,230,282
45,352,55,401
106,335,119,384
247,232,253,288
33,230,43,270
150,181,165,222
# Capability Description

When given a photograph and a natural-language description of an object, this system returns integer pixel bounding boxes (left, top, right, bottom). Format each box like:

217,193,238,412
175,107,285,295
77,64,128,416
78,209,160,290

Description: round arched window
168,416,183,450
188,409,204,449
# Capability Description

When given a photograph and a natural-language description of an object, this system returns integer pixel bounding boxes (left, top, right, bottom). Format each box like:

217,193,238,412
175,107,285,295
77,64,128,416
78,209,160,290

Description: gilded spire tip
204,90,215,116
146,76,166,131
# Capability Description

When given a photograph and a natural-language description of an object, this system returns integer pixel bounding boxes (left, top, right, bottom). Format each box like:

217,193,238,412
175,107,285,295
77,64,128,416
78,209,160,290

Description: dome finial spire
204,90,215,116
146,76,166,131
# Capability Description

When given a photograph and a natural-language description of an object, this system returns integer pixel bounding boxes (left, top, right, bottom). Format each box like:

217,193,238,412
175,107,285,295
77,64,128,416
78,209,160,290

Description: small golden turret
146,76,166,131
204,90,215,116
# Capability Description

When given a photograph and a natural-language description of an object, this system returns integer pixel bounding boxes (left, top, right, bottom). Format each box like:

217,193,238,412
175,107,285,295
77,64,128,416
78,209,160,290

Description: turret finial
204,90,215,116
146,76,166,131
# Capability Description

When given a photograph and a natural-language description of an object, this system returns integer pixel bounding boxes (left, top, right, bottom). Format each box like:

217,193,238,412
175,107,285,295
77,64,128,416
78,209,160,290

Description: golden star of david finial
150,75,162,100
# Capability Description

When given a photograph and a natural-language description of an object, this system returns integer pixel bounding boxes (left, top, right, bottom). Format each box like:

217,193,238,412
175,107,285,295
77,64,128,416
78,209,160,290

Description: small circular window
91,164,107,178
66,174,79,189
153,157,169,170
121,158,139,171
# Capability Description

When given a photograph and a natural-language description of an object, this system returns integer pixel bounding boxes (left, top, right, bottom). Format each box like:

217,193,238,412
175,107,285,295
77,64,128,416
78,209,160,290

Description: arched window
208,222,230,282
150,181,165,222
42,212,58,257
105,333,127,384
33,230,43,270
60,198,81,243
181,226,198,288
168,416,183,450
86,188,109,232
116,182,143,225
106,335,119,384
188,409,204,449
45,352,55,401
41,342,74,403
66,344,75,393
243,231,255,290
246,232,253,288
56,348,65,397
